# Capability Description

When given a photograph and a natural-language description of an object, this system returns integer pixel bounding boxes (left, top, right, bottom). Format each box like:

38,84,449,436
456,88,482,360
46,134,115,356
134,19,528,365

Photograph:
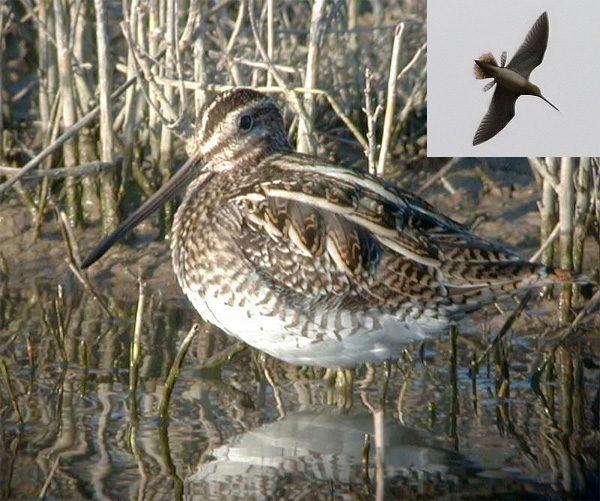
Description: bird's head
187,88,292,171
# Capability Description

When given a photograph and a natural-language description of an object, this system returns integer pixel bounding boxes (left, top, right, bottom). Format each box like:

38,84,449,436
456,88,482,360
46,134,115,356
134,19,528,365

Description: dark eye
239,114,253,131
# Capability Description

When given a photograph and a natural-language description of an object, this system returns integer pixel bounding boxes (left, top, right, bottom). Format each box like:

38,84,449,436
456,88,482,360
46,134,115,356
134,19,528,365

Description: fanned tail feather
474,52,498,79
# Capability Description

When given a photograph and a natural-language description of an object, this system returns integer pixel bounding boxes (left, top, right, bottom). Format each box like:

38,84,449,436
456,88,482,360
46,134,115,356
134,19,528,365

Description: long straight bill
81,152,206,269
541,95,559,112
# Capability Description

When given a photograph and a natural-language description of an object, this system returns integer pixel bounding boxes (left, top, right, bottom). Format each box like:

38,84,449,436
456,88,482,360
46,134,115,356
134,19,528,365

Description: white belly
182,282,450,367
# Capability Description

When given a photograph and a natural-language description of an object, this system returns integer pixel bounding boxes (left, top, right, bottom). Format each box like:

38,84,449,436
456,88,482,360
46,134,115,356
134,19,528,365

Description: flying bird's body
473,12,559,146
477,63,534,95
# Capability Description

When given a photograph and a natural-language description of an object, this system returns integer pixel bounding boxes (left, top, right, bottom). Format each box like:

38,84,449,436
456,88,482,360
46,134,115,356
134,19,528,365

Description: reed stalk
129,3,158,201
540,157,558,296
31,0,58,240
573,157,591,300
147,0,160,165
223,0,244,85
363,69,382,174
266,0,274,87
376,22,404,177
155,0,177,234
558,157,575,323
297,0,326,154
121,0,141,197
192,0,207,116
53,0,81,226
0,4,6,163
73,1,101,223
94,0,119,233
347,0,358,53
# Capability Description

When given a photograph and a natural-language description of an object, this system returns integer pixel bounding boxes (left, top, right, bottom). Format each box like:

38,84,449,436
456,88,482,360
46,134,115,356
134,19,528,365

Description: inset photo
427,0,600,157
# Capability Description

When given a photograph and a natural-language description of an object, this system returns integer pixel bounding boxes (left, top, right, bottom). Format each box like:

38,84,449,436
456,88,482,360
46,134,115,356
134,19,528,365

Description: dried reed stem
0,159,119,180
539,157,558,296
157,0,177,231
192,1,207,116
53,0,80,226
347,0,358,52
376,22,404,176
416,157,460,194
529,156,559,191
31,1,62,239
72,2,102,223
558,157,575,322
529,222,560,262
573,157,591,299
266,0,274,87
179,2,199,52
95,0,119,233
363,69,382,174
223,0,245,85
207,51,299,74
297,0,326,154
146,0,160,164
120,0,141,196
0,3,6,163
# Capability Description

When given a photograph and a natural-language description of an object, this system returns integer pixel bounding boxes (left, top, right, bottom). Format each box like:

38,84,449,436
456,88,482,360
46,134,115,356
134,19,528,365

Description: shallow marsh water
1,161,598,500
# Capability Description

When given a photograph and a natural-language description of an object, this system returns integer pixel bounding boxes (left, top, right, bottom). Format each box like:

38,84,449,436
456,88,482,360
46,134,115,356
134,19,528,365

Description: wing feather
473,86,519,145
225,158,550,311
506,12,549,78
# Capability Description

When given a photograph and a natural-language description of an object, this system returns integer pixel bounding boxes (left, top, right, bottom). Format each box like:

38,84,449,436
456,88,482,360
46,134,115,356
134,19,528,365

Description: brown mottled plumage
82,88,573,367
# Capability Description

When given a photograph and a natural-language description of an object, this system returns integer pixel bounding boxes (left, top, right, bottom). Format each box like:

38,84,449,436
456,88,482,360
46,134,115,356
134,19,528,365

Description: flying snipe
82,88,573,367
473,12,559,146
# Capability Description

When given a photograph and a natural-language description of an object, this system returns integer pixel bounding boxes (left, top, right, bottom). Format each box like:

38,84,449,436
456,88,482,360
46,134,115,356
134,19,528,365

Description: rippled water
1,270,598,500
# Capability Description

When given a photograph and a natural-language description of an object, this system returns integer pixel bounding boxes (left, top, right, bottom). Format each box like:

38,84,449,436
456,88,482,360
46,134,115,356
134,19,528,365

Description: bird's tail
474,52,498,79
547,267,589,285
441,262,591,316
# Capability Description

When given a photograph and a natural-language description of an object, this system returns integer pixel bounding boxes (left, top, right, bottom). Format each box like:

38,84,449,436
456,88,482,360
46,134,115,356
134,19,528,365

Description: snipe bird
473,12,559,146
82,88,573,367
